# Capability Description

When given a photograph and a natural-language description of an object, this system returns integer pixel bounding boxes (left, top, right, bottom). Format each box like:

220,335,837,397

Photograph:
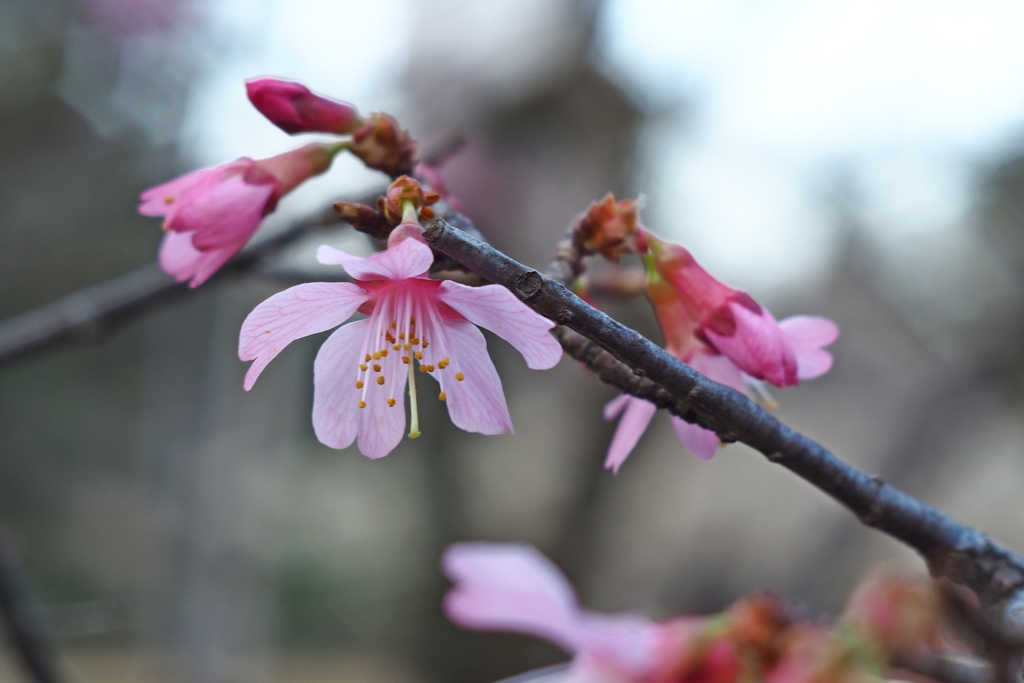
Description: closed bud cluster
575,192,642,260
351,112,418,178
380,175,441,223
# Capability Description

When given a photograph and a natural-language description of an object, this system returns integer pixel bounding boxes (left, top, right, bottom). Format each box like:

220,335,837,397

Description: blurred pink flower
603,349,741,472
642,230,838,387
139,143,341,287
443,542,709,683
239,230,563,459
246,78,363,135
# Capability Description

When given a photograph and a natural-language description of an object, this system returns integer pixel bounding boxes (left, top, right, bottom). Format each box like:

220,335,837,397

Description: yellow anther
404,343,410,350
372,351,382,360
356,380,364,389
164,195,175,205
455,372,465,381
422,340,429,349
358,400,366,409
377,375,385,385
393,344,400,350
360,363,367,371
399,333,405,340
415,351,423,360
389,321,396,329
380,349,389,357
411,337,420,346
365,354,371,362
409,316,416,324
438,392,447,401
373,363,381,372
418,366,427,372
402,356,410,364
438,358,449,369
387,398,396,407
385,332,395,343
425,365,435,372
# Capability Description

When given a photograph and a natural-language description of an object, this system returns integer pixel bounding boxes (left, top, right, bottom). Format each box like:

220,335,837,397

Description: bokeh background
4,0,1024,681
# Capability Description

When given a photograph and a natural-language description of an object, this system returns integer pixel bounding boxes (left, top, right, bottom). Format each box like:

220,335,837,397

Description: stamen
380,349,389,357
360,363,368,371
387,398,396,407
365,354,371,362
402,356,410,364
438,392,446,401
455,372,465,381
422,340,429,349
415,351,423,360
356,380,364,389
393,344,400,350
372,351,382,360
389,322,396,329
376,375,385,385
358,400,366,409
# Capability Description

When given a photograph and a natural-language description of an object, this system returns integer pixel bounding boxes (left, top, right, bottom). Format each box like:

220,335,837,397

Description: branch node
515,271,544,300
554,309,574,325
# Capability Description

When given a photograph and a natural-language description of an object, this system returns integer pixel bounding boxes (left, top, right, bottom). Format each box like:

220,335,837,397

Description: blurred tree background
3,1,1024,682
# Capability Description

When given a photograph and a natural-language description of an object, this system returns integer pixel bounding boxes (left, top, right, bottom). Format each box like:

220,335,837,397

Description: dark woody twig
422,217,1024,638
0,529,69,683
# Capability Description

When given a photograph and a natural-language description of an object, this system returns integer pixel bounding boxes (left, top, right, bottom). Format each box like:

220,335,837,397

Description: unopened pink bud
246,78,362,135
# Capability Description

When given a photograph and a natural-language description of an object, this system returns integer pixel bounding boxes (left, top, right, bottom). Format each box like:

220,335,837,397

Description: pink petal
669,417,719,461
436,319,513,434
576,613,660,677
779,316,839,381
442,543,586,654
792,349,833,380
174,175,276,250
139,166,220,217
317,237,434,281
604,396,657,474
688,352,746,393
778,315,839,349
603,394,631,421
703,302,798,387
239,282,369,390
437,281,562,370
312,320,407,458
157,231,237,288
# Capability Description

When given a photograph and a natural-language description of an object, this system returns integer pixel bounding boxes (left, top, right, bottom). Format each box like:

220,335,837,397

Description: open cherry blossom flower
442,542,735,683
238,228,563,459
139,142,342,287
640,230,838,387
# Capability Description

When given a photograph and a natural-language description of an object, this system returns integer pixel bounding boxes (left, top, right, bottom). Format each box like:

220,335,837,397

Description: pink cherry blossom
238,230,563,459
642,230,837,387
602,349,741,473
246,77,362,135
139,143,340,287
443,542,704,683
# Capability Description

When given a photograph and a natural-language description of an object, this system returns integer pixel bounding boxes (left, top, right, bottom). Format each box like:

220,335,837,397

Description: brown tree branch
422,217,1024,637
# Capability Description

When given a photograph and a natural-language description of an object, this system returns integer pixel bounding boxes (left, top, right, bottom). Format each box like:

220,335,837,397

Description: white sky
599,0,1024,290
177,0,1024,290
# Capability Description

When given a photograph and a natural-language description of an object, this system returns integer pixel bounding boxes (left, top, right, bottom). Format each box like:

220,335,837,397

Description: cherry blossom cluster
131,78,999,683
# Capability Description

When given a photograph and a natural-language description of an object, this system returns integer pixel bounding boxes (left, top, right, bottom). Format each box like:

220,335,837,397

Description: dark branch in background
0,530,69,683
422,217,1024,644
0,139,467,370
0,205,341,369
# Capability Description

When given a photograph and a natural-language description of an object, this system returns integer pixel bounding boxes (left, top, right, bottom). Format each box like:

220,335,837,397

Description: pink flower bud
246,78,362,135
139,143,341,287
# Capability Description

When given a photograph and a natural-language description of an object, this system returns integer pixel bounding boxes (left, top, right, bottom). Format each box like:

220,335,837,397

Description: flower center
353,283,467,438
